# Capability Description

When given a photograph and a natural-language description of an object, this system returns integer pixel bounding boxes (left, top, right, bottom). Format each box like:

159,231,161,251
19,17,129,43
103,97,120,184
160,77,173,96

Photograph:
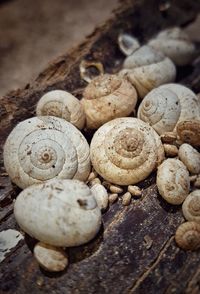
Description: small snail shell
177,120,200,147
182,190,200,223
148,27,196,66
121,45,176,98
81,74,138,129
118,33,140,56
14,179,101,247
175,221,200,250
36,90,85,130
90,183,108,210
3,116,90,189
34,242,68,272
137,84,200,135
157,158,190,205
178,144,200,174
90,117,165,185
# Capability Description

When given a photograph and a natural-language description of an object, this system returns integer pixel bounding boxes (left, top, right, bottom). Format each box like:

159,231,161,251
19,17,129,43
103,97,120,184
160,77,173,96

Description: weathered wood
0,0,200,293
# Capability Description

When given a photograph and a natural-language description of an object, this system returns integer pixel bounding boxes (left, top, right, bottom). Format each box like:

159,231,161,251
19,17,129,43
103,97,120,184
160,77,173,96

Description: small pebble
87,171,98,182
90,178,101,186
163,144,178,157
128,185,142,197
108,193,118,204
109,185,123,194
122,192,132,206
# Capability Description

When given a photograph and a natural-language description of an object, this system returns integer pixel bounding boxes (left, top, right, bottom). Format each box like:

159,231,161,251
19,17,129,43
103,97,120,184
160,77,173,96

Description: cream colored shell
121,45,176,98
36,90,85,130
177,120,200,147
157,158,190,205
3,116,90,189
148,27,196,66
34,242,68,272
178,144,200,174
175,221,200,250
182,190,200,223
81,74,138,129
90,117,165,185
14,179,101,247
137,84,200,135
90,183,108,210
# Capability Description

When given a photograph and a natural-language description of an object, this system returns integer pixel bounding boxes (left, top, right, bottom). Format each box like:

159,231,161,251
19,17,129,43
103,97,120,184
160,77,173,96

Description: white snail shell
90,117,165,185
81,74,138,129
175,221,200,250
3,116,90,189
36,90,85,130
148,27,196,66
182,190,200,223
178,144,200,174
14,179,101,247
121,45,176,98
137,84,200,135
90,183,108,210
157,158,190,205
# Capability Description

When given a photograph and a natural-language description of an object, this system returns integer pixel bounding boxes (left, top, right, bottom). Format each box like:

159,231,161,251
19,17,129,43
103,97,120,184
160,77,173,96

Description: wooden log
0,0,200,293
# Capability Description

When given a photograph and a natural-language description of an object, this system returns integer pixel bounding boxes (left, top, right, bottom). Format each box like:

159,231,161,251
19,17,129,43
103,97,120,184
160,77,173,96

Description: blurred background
0,0,118,96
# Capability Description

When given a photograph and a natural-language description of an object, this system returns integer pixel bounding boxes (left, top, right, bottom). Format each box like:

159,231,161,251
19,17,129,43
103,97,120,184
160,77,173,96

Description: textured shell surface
81,74,138,129
175,221,200,250
36,90,85,130
182,190,200,223
178,143,200,174
90,117,165,185
34,242,68,272
157,158,190,205
122,45,176,98
3,116,90,189
177,120,200,146
148,27,196,66
14,179,101,247
90,183,108,210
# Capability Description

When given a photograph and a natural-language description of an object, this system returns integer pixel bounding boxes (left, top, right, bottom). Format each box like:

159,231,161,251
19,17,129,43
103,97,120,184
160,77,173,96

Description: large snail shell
121,45,176,98
138,84,200,135
36,90,85,130
3,116,90,189
14,179,101,247
182,190,200,223
157,158,190,205
148,27,196,66
178,144,200,174
90,117,165,185
175,221,200,250
81,74,138,129
177,120,200,147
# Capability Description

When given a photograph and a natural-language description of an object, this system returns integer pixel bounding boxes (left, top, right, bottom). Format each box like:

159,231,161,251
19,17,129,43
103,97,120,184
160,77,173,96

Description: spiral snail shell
182,190,200,223
175,221,200,250
178,144,200,174
90,117,165,185
36,90,85,130
177,120,200,147
121,45,176,98
138,84,200,135
81,74,138,129
3,116,90,189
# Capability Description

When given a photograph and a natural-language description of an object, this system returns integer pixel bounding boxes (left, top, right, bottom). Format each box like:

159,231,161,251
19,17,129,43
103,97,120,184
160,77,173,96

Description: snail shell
121,45,176,98
36,90,85,130
148,27,196,66
175,221,200,250
14,179,101,247
182,190,200,223
90,117,165,185
118,33,140,56
90,183,108,210
81,74,138,129
3,116,90,189
157,158,190,205
137,84,200,135
177,120,200,147
178,143,200,174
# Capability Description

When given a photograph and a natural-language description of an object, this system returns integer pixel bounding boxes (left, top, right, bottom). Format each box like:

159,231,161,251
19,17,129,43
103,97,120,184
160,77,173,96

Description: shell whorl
3,116,90,189
182,190,200,223
175,221,200,250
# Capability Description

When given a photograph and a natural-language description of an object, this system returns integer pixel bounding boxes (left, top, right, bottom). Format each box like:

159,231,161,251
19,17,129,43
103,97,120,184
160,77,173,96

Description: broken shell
90,183,108,210
109,185,123,194
108,193,118,204
90,117,165,185
14,179,101,247
122,192,132,206
80,60,104,83
160,131,177,144
177,120,200,147
128,185,142,197
182,190,200,223
148,27,196,66
118,33,140,56
163,144,178,157
121,45,176,98
178,144,200,174
81,74,138,129
36,90,85,130
175,221,200,250
157,158,190,205
3,116,90,189
34,242,68,272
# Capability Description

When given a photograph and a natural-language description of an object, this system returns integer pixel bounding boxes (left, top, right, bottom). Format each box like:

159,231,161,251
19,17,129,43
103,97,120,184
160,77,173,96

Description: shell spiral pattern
182,190,200,223
90,117,164,185
3,116,90,189
175,221,200,250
